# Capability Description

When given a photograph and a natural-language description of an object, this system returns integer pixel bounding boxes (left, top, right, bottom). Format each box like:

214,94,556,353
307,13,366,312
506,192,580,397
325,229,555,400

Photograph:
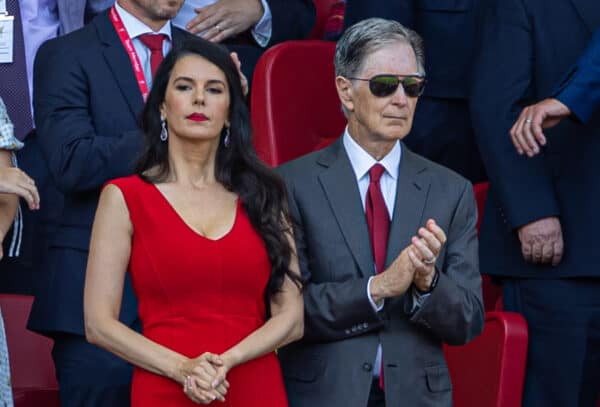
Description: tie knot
369,164,386,183
138,33,166,51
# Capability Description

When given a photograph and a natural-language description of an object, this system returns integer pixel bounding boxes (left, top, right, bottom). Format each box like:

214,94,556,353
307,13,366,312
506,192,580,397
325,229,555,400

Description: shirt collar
114,1,172,41
343,126,401,182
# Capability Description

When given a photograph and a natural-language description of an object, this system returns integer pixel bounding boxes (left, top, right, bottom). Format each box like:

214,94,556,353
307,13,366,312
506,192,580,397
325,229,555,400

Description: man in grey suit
278,18,484,407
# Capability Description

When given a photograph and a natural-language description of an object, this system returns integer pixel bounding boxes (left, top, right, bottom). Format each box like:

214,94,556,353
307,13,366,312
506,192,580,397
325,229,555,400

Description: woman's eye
175,84,191,91
207,87,224,94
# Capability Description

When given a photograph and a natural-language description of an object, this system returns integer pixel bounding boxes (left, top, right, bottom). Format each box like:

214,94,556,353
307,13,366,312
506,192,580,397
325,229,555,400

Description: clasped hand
180,352,230,404
371,219,447,302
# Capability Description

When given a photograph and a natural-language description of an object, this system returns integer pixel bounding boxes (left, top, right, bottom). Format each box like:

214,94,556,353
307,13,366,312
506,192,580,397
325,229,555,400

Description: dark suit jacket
277,139,483,407
555,27,600,123
343,0,486,99
471,0,600,279
28,11,196,335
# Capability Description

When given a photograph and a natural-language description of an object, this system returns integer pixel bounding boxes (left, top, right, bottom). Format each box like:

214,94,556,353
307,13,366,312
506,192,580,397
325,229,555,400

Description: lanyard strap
109,6,150,100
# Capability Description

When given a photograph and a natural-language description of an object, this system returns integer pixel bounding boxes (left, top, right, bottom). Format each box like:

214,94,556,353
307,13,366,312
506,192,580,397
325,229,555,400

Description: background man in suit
510,27,600,156
471,0,600,405
278,18,483,407
172,0,315,84
342,0,487,183
27,0,196,405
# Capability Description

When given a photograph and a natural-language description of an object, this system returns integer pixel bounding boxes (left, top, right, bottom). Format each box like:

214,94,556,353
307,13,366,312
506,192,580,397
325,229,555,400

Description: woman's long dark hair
135,38,301,306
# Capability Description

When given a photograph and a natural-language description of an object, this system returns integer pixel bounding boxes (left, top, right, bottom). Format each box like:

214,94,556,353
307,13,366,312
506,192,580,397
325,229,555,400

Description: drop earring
160,116,168,142
223,127,230,147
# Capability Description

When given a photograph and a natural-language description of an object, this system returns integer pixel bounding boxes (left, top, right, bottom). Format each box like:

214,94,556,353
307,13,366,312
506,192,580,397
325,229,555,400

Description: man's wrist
415,268,439,295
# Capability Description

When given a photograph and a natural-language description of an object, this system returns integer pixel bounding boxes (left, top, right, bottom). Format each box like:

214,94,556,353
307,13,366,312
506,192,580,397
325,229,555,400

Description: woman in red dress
83,38,303,406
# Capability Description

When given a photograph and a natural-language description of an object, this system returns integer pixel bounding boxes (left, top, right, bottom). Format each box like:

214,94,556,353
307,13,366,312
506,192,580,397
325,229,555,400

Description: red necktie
365,164,390,390
366,164,390,275
138,34,167,78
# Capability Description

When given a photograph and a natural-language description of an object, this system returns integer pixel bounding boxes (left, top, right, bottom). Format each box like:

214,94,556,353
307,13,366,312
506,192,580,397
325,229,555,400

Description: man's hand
370,246,416,304
408,219,447,292
510,98,571,157
229,52,249,96
186,0,264,43
517,216,564,266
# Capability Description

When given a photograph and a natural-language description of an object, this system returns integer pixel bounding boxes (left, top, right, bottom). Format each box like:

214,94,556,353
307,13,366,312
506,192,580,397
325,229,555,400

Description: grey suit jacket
277,139,483,407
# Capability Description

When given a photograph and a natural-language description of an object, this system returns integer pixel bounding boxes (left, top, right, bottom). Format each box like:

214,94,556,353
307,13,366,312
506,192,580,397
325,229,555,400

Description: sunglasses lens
402,77,425,97
369,76,400,97
368,75,425,97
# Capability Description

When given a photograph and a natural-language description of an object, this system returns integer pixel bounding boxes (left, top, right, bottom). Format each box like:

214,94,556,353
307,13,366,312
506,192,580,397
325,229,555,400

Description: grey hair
335,18,426,78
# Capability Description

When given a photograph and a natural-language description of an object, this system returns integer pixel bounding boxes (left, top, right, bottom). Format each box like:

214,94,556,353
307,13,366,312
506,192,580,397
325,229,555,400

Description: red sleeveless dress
108,176,288,407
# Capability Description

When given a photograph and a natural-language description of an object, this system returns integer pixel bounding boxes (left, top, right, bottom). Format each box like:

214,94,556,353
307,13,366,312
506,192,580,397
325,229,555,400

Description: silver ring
423,257,436,265
215,23,222,32
525,117,532,123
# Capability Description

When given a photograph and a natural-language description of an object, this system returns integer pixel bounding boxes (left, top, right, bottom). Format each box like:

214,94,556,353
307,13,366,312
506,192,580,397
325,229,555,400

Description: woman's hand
180,352,230,403
0,166,40,210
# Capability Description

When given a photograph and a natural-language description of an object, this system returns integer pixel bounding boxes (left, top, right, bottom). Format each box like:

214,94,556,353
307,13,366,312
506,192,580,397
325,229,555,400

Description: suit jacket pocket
281,355,324,383
424,365,452,392
418,0,473,11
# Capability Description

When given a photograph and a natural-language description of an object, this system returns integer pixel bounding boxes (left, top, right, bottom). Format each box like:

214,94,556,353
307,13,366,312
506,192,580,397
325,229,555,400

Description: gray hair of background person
334,18,426,79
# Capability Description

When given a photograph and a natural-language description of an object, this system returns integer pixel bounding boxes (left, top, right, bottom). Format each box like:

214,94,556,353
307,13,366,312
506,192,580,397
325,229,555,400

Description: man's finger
426,219,446,245
531,110,547,147
522,113,540,157
411,236,434,263
521,242,532,263
531,242,543,263
417,227,442,255
541,242,554,264
552,239,564,267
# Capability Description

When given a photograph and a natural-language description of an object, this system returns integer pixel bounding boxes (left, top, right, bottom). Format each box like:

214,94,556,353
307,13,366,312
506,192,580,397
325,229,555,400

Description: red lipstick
187,113,208,122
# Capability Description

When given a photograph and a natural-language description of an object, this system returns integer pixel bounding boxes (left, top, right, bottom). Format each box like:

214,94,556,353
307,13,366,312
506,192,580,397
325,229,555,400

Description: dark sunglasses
348,74,426,98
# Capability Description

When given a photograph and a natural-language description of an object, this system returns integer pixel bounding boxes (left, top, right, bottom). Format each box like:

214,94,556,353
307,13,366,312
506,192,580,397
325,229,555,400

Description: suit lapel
95,12,144,118
386,146,430,267
570,0,600,33
318,140,375,278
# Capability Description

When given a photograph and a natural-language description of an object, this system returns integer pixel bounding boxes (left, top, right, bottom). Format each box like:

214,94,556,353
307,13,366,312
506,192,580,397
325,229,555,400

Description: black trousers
52,333,133,407
503,278,600,407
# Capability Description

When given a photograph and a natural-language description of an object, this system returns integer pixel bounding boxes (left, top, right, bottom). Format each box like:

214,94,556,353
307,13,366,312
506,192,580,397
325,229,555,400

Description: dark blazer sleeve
470,0,560,228
408,181,484,345
33,38,142,194
283,171,385,344
266,0,315,46
554,28,600,123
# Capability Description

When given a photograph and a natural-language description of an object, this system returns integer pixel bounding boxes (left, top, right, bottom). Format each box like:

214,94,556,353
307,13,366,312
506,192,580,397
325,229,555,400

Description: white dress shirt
114,1,172,88
172,0,272,47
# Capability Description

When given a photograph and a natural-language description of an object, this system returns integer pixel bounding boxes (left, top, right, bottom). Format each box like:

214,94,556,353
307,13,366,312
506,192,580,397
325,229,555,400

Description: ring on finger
525,117,533,123
423,257,436,265
215,23,222,32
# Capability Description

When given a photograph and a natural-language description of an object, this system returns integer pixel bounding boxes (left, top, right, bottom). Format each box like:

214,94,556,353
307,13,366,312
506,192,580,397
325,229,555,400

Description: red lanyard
109,6,150,100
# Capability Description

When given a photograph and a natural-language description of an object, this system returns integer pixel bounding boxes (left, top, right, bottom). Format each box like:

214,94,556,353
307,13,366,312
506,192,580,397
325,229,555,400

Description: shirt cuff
251,0,272,47
367,276,384,312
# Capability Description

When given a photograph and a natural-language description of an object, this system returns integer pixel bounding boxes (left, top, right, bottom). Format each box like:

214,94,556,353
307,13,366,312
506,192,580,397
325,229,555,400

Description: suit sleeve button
362,363,373,372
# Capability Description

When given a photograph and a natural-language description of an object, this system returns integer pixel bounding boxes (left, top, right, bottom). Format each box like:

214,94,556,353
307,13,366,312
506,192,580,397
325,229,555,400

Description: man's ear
335,76,354,113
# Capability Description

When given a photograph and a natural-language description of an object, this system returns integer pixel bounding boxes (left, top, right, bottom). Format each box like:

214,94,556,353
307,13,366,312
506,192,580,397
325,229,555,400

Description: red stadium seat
307,0,344,40
444,312,528,407
0,294,60,407
251,40,346,166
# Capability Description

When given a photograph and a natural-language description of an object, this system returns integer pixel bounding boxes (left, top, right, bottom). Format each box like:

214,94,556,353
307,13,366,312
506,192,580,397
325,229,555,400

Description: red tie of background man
365,163,390,390
138,34,167,77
